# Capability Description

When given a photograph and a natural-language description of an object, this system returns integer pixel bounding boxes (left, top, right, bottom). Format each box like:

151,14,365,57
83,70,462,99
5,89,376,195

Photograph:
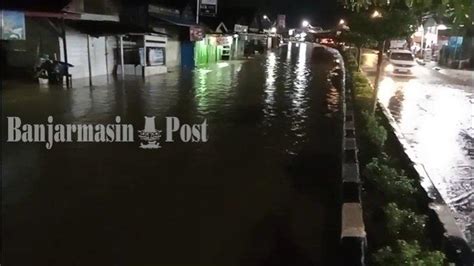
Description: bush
364,156,417,202
352,73,373,111
362,111,387,149
384,203,426,241
373,240,446,266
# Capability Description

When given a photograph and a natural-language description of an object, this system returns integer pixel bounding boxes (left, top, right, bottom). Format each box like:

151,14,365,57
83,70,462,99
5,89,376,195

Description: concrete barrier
339,56,367,265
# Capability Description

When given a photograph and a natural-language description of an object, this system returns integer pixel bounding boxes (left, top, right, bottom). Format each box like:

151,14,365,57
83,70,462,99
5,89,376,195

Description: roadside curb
340,64,367,266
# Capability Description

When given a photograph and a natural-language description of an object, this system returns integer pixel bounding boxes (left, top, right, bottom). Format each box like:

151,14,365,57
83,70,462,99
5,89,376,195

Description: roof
67,20,167,37
0,0,71,12
149,14,196,27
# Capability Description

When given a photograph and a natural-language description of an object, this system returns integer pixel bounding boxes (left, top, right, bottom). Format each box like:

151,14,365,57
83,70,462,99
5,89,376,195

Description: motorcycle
34,56,73,84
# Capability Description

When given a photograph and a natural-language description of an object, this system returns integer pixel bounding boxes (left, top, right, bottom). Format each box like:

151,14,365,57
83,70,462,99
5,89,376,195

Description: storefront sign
199,0,217,17
190,26,204,41
1,10,26,40
234,24,248,33
277,15,286,29
216,36,231,46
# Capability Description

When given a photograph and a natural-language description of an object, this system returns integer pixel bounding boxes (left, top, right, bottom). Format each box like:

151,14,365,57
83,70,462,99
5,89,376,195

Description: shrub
373,240,446,266
362,111,387,149
384,203,426,241
364,156,417,203
352,73,373,111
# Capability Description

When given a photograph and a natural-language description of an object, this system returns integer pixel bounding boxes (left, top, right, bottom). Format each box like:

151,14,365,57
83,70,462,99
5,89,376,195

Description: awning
149,13,197,27
67,20,167,37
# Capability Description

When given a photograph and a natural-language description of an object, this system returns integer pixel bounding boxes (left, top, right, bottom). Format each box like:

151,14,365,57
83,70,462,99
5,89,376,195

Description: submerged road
2,43,344,265
362,50,473,248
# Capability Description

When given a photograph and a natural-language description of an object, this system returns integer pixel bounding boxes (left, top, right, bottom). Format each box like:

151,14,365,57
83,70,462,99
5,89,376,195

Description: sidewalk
419,61,473,84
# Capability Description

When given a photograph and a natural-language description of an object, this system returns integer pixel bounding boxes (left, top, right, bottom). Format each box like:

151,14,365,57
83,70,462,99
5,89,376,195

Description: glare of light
385,64,394,72
371,10,382,18
302,20,309,27
377,77,396,106
198,69,212,75
437,24,448,30
289,29,294,36
270,27,277,33
233,34,239,38
263,15,268,20
287,42,292,59
339,19,345,25
293,42,307,112
264,52,277,105
217,62,229,68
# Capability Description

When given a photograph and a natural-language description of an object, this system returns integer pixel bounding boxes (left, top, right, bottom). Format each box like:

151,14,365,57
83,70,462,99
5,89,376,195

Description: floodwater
376,64,474,248
2,43,343,265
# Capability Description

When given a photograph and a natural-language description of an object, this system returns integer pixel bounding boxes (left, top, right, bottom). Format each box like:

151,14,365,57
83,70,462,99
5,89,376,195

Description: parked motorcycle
34,56,73,84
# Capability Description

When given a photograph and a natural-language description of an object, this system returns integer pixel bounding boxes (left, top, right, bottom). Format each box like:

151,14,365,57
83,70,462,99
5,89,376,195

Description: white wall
166,38,181,68
60,28,117,79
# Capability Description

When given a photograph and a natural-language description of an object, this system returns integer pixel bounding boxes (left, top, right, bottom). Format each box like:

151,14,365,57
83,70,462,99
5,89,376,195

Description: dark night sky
0,0,345,28
218,0,344,28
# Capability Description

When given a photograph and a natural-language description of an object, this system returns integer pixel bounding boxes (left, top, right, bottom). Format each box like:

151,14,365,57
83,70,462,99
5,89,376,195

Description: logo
6,116,209,149
138,116,162,149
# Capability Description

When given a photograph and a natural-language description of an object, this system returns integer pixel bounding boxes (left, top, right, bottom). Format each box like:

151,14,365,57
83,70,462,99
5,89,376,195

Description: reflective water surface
377,67,473,248
2,44,343,265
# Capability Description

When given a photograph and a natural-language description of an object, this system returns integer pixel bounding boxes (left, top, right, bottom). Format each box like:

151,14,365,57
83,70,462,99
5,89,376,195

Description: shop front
194,34,233,66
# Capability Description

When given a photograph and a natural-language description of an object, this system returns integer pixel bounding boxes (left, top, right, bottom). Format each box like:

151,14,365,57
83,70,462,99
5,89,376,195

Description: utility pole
196,0,200,24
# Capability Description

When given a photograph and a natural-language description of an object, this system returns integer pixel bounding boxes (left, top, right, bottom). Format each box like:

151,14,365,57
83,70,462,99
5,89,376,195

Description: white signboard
234,24,248,33
200,0,217,17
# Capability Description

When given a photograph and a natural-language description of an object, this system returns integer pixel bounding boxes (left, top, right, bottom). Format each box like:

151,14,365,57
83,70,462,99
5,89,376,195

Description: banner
277,15,286,29
190,26,204,42
200,0,217,17
1,10,26,40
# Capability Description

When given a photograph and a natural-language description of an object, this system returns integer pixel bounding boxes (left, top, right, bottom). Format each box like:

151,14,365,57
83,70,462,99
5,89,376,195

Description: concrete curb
340,67,367,266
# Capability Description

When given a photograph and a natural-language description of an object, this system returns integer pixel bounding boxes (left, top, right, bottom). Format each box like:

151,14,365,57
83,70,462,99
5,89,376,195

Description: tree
373,240,446,266
343,5,417,112
337,24,376,69
344,0,470,28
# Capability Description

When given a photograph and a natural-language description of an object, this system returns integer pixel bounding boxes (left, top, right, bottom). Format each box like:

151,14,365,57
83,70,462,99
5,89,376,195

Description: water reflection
378,74,474,246
2,45,344,264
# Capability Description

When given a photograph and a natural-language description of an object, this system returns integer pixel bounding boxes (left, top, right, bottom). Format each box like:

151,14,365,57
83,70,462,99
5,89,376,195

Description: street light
302,20,309,27
263,15,269,20
371,10,382,18
270,27,277,33
339,19,345,25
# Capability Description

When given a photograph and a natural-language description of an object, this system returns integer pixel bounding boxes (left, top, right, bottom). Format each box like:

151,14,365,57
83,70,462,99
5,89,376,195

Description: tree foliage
373,240,446,266
364,156,418,203
346,7,418,43
384,202,426,240
344,0,471,27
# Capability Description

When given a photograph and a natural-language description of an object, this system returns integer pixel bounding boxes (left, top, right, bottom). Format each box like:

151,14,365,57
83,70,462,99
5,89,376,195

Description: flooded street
2,44,343,265
363,51,473,247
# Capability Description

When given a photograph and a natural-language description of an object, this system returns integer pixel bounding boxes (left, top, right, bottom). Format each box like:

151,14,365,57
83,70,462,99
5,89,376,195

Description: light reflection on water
378,75,474,246
2,44,344,264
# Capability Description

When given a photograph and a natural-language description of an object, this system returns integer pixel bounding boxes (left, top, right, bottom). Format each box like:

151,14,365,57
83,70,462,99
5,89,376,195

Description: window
147,47,165,66
390,52,414,61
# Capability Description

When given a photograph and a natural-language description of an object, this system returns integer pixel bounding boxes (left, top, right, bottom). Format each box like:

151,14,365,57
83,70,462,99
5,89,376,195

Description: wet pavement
362,51,474,248
2,43,344,265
